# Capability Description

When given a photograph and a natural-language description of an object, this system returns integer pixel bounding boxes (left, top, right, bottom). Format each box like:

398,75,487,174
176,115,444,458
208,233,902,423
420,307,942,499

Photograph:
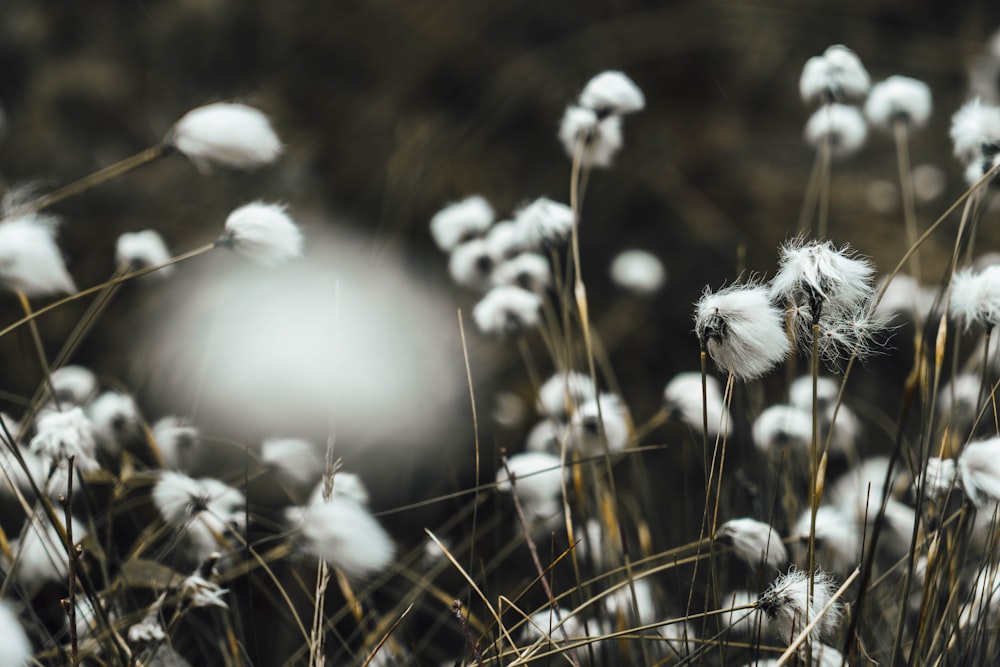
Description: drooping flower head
864,76,932,132
958,437,1000,508
663,372,731,439
694,282,791,381
949,266,1000,331
799,45,871,104
0,214,76,296
218,202,303,266
429,195,494,252
29,406,99,473
167,102,282,171
152,472,246,561
288,496,394,579
514,197,575,250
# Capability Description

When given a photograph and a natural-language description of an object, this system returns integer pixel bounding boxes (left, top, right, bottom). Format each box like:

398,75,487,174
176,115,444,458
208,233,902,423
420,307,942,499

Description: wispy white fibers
864,76,932,131
472,285,542,336
8,511,88,587
0,214,76,296
950,98,1000,167
694,282,790,380
49,365,98,406
29,406,99,473
152,472,245,561
958,437,1000,508
949,266,1000,331
752,404,812,454
495,451,563,522
569,393,630,455
288,496,394,579
429,195,494,252
792,506,860,576
491,252,551,294
558,106,623,168
799,45,870,104
87,391,142,458
757,568,841,644
0,600,32,667
514,197,575,250
718,517,788,570
804,104,868,159
167,102,282,170
116,229,173,274
610,249,667,295
262,438,321,488
578,71,645,115
537,371,596,421
663,372,731,438
449,238,499,292
152,416,199,472
219,202,304,267
921,457,958,503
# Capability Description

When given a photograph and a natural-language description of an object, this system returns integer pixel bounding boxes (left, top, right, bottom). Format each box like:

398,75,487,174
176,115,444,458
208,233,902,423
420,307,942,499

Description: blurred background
0,0,999,596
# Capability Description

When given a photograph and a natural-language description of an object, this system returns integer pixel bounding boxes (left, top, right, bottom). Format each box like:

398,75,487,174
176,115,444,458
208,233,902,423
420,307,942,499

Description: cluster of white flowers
558,70,644,168
799,45,871,160
950,98,1000,186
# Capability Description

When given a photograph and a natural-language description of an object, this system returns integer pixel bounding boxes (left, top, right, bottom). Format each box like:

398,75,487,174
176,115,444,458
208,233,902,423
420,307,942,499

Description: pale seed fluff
167,102,282,170
537,371,597,420
610,249,667,295
949,265,1000,331
524,418,566,455
922,457,958,503
0,215,76,296
804,103,868,159
8,511,88,587
569,393,630,455
799,45,871,104
116,229,173,274
757,568,841,644
180,572,229,609
0,601,32,667
152,472,246,561
789,375,840,413
875,273,934,321
152,416,199,472
496,451,563,522
557,105,623,168
717,518,788,570
289,496,394,579
663,372,731,438
958,437,1000,508
491,252,551,294
29,406,99,473
937,373,984,429
864,76,932,131
694,283,791,381
219,202,303,267
472,285,542,336
87,391,142,457
720,589,763,637
578,70,645,115
262,438,321,488
307,470,370,508
770,238,876,319
429,195,494,252
449,238,499,292
484,219,523,259
792,505,860,576
514,197,575,250
50,365,98,406
950,98,1000,166
752,404,812,454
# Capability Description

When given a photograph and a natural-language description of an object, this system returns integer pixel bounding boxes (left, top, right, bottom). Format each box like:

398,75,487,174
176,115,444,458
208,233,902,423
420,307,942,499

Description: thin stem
894,120,921,284
62,456,79,666
816,135,832,239
17,291,61,411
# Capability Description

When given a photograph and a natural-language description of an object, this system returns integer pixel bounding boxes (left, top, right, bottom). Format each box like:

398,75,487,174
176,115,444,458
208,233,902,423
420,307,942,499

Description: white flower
0,215,76,296
718,518,788,570
537,371,596,420
491,252,551,294
429,196,494,252
913,163,947,203
719,589,763,637
483,219,523,259
289,496,394,578
167,102,282,170
472,285,542,336
578,70,645,115
789,375,840,413
875,273,934,321
152,416,199,472
757,568,841,644
180,573,229,609
128,611,166,644
262,438,321,488
569,393,630,455
116,230,173,274
496,451,563,521
219,202,303,267
804,103,868,159
603,578,657,624
950,98,1000,166
29,406,99,473
922,457,957,503
949,266,1000,331
0,601,32,667
829,457,907,525
152,472,246,561
307,470,370,507
695,283,791,380
557,106,623,168
864,76,932,131
87,391,142,458
799,45,871,104
50,365,98,406
792,506,860,576
815,303,893,368
448,238,498,292
514,197,575,250
610,249,666,295
753,404,812,454
958,437,1000,508
663,372,731,438
8,511,87,586
937,374,984,428
524,419,566,455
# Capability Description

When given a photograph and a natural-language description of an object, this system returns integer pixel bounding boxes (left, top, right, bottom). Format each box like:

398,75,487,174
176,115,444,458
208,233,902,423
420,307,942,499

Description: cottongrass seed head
472,284,542,336
718,517,788,570
116,229,173,274
752,404,813,454
958,437,1000,508
663,372,731,438
496,451,563,522
695,282,791,380
799,44,871,104
429,195,494,252
0,600,32,667
167,102,282,170
513,197,575,250
152,471,246,561
757,568,841,644
610,249,667,295
29,406,99,473
0,214,76,296
864,75,932,131
537,371,596,420
578,70,645,116
804,103,868,159
569,393,630,455
921,457,958,503
448,238,498,292
950,97,1000,167
949,265,1000,331
558,105,623,168
288,496,394,579
219,201,303,267
491,252,551,294
49,365,98,406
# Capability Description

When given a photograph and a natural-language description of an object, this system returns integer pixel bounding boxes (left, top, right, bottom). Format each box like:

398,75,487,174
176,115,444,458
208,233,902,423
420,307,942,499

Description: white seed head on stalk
288,495,394,579
219,201,303,267
799,45,871,104
610,249,667,295
663,372,731,438
472,285,542,336
864,76,932,131
804,103,868,159
578,70,645,115
557,105,623,168
718,517,789,570
168,102,282,170
429,195,494,252
116,229,173,274
757,568,841,644
0,215,76,296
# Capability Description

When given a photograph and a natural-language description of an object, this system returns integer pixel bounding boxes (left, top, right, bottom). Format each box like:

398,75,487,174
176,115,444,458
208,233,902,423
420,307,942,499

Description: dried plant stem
61,456,80,666
4,145,168,220
361,604,413,667
816,135,832,239
452,600,486,667
894,120,921,284
17,291,60,410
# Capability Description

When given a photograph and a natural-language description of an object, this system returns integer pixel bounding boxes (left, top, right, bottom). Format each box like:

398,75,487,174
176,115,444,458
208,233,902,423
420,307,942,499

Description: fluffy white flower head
792,506,860,576
9,511,88,587
496,451,563,521
718,517,788,570
153,416,199,471
290,496,394,578
922,457,958,503
695,283,791,380
152,472,246,560
770,238,876,318
753,404,812,454
429,195,494,252
558,106,623,168
449,238,498,292
757,568,841,643
663,372,731,438
87,391,142,457
569,393,630,455
950,98,1000,166
578,70,645,115
262,438,321,487
0,215,76,296
29,406,99,472
472,285,542,336
524,419,566,454
484,219,523,259
116,229,173,274
864,76,932,131
610,249,666,295
514,197,575,250
50,365,98,406
537,371,596,420
219,202,303,266
492,252,551,294
168,102,282,170
958,437,1000,508
804,104,868,159
0,601,31,667
799,45,870,104
949,266,1000,331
